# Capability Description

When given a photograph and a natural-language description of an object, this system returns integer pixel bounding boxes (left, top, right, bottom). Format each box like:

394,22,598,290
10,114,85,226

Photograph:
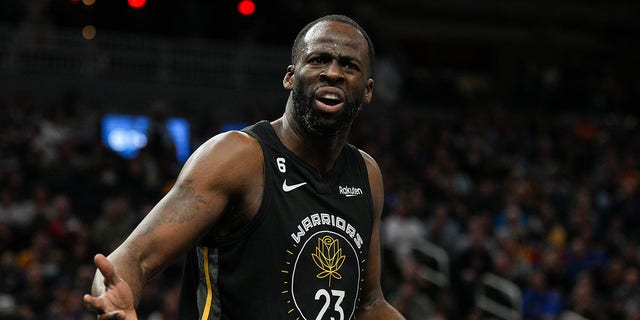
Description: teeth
319,93,340,100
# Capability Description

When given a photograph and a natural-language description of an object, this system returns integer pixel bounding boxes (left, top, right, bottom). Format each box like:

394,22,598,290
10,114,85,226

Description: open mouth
314,89,345,112
317,96,342,106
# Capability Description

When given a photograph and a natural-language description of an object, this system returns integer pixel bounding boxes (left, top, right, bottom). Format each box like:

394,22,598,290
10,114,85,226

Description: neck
272,103,350,176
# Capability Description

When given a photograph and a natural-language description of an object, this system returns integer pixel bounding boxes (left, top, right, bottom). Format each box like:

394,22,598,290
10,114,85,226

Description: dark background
1,1,640,320
1,0,639,114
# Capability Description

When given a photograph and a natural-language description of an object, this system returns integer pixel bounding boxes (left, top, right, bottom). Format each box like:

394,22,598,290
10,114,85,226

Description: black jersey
178,120,375,320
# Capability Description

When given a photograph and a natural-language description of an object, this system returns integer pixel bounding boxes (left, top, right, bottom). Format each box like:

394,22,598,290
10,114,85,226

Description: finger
83,293,105,313
94,254,120,285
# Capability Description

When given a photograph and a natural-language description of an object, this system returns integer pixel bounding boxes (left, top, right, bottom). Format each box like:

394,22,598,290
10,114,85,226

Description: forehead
301,21,369,60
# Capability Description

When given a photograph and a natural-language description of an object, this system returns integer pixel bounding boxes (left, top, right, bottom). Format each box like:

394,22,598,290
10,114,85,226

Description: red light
237,0,255,16
128,0,146,9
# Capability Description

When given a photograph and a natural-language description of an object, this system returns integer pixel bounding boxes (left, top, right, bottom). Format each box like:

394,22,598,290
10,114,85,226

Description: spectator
566,271,607,320
382,189,427,275
90,195,135,252
522,269,563,320
452,215,494,316
424,202,461,252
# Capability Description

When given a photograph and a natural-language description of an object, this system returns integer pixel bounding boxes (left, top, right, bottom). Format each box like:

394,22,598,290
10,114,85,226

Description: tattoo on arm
137,179,214,237
124,243,143,269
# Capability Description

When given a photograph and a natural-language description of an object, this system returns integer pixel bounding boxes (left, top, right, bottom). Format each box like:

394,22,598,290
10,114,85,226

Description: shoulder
179,130,263,190
358,149,383,214
193,130,261,161
357,149,382,183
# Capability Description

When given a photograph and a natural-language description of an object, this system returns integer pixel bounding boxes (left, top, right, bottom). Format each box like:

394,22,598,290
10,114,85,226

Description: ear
282,65,295,90
363,78,374,104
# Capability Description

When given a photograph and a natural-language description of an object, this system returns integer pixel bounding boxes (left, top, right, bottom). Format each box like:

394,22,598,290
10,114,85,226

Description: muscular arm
90,131,263,307
356,151,406,320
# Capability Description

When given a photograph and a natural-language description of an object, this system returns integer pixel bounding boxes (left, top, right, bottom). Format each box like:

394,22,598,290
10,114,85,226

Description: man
84,14,406,320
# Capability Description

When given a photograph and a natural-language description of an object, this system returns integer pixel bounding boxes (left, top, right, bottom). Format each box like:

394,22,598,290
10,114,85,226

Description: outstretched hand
83,254,138,320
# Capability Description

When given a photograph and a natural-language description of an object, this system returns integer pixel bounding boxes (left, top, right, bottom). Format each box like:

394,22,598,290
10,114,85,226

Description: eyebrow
307,51,362,66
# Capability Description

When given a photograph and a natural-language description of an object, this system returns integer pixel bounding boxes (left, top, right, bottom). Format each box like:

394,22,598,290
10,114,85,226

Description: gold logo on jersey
311,235,346,286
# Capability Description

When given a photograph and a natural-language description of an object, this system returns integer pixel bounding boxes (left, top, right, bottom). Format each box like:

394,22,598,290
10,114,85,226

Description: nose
320,60,344,84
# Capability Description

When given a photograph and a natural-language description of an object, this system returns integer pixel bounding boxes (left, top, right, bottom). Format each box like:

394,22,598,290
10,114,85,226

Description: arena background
0,0,639,319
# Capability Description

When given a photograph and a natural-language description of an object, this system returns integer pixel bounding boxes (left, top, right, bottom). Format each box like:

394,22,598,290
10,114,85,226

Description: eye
343,61,360,72
309,56,325,64
346,63,358,70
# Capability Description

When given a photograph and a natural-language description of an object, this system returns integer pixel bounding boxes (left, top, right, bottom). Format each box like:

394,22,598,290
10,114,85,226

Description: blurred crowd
355,105,640,319
0,89,639,320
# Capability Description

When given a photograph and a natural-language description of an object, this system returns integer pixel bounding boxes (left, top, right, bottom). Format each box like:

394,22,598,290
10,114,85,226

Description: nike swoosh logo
282,179,307,192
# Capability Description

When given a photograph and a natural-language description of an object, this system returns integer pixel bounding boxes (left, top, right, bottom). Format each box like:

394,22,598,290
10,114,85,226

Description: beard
291,82,364,138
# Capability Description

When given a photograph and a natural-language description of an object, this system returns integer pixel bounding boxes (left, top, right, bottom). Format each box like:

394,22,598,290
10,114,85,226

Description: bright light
237,0,255,16
128,0,146,9
82,25,96,40
108,129,148,152
101,114,191,163
82,0,95,6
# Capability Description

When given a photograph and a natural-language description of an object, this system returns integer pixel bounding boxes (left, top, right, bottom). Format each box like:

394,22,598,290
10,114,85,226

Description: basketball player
84,14,406,320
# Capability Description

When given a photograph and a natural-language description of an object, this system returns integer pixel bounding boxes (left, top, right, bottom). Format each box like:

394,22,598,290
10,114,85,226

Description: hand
83,254,139,320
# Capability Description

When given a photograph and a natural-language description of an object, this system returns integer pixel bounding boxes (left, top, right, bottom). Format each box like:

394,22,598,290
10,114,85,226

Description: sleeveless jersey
178,120,374,320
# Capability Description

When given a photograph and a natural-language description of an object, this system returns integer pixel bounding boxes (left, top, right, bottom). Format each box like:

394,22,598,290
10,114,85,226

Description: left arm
356,151,406,320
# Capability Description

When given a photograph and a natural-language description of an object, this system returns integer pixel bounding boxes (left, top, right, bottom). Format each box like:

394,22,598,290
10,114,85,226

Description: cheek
349,82,369,99
293,71,312,88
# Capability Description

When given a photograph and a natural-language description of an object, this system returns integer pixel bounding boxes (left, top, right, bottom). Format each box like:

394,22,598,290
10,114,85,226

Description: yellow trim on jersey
201,247,213,320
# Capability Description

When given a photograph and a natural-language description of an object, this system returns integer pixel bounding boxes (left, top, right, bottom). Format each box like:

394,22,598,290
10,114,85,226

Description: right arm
85,130,263,317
